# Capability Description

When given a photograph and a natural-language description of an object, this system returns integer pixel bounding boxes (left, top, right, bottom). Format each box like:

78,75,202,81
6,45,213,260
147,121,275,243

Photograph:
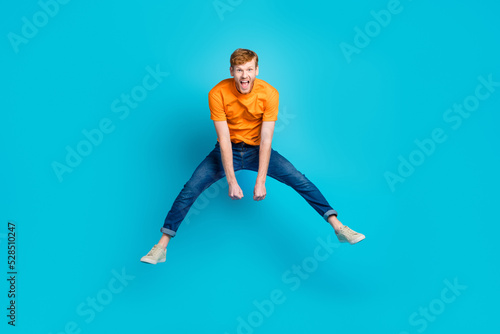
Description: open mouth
240,80,250,90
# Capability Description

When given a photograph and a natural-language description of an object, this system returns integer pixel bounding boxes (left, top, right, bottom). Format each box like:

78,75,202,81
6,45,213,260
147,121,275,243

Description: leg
141,144,227,264
327,215,344,232
244,148,364,244
256,148,339,222
160,144,226,240
158,233,171,248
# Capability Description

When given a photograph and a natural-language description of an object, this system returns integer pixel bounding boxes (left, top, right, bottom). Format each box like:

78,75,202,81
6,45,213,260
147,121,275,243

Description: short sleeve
209,89,226,121
263,89,279,121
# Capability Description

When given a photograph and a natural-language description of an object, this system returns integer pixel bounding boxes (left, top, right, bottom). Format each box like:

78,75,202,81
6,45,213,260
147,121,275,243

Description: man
141,48,365,264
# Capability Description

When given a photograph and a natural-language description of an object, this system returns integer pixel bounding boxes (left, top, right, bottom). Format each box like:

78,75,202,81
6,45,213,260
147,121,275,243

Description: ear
255,66,259,76
230,66,234,77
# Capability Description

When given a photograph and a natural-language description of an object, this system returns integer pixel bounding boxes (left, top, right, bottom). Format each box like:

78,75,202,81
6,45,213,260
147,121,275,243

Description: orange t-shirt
209,78,279,145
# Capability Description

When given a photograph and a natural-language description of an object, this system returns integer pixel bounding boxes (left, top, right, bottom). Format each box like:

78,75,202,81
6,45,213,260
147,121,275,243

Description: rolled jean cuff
323,209,338,221
160,227,177,237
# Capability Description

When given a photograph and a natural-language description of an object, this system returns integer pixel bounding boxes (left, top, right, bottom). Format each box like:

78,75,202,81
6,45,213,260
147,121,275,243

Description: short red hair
230,48,259,68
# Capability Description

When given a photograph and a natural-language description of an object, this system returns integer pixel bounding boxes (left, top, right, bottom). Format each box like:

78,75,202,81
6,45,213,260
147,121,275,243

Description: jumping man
141,48,365,264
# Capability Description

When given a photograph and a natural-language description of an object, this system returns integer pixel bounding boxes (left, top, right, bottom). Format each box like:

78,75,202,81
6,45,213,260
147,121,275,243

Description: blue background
1,0,499,333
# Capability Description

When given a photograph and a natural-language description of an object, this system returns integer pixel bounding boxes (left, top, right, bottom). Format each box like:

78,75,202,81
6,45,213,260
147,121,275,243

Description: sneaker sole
338,234,366,245
347,235,365,245
140,257,166,265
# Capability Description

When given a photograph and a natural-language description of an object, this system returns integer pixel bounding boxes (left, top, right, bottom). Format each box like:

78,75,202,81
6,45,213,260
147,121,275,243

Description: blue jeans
161,141,338,237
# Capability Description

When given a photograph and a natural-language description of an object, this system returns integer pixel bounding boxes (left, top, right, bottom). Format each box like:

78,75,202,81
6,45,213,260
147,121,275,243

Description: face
230,59,259,94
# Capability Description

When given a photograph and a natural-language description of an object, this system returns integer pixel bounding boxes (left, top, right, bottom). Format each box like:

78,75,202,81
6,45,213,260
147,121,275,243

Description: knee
292,173,314,189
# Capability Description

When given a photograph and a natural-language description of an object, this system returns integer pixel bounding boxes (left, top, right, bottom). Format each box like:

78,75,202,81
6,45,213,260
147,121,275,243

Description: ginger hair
230,48,259,68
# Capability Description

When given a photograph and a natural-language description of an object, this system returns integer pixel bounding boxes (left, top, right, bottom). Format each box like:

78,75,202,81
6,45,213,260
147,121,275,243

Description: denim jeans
161,141,338,237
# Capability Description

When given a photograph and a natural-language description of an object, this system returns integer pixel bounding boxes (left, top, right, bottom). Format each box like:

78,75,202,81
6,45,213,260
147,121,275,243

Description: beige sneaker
335,226,365,245
140,244,166,264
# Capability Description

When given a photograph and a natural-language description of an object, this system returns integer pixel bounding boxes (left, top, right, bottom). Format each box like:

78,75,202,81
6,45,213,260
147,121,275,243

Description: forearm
256,140,272,184
219,138,237,184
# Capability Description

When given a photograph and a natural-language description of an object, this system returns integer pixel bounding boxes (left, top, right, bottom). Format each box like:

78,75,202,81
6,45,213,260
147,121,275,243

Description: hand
253,182,266,201
228,182,244,200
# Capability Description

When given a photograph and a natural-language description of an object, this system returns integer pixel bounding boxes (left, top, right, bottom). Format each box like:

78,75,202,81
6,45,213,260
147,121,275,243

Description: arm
254,121,275,201
213,120,244,200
